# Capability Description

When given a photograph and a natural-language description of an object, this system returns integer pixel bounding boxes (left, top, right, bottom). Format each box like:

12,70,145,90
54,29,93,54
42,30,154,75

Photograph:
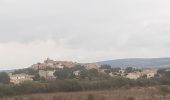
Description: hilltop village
8,58,159,84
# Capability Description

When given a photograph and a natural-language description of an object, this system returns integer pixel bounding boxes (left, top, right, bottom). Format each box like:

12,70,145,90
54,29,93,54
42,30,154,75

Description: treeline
1,76,170,97
1,66,170,97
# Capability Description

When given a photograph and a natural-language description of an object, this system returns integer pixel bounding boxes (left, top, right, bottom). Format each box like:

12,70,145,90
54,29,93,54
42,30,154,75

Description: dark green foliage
104,69,111,74
157,68,170,78
2,68,170,97
0,84,15,96
79,69,89,79
14,81,47,94
125,67,134,73
33,74,41,81
0,72,10,84
46,80,82,92
12,68,38,75
33,74,45,81
0,77,166,97
111,67,121,73
54,67,75,79
110,77,129,87
100,64,111,69
88,68,99,80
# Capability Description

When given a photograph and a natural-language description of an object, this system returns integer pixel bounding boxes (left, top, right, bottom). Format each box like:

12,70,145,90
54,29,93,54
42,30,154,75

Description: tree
12,68,38,75
54,67,74,79
104,69,111,74
157,68,170,78
111,67,121,73
0,72,10,84
125,67,135,73
100,64,112,69
89,68,98,77
33,73,41,81
72,64,86,71
79,69,89,79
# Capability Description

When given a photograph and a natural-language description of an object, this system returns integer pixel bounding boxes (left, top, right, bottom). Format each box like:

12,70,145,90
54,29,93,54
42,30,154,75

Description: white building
73,70,80,76
126,72,141,79
10,73,33,84
39,70,56,79
141,69,157,78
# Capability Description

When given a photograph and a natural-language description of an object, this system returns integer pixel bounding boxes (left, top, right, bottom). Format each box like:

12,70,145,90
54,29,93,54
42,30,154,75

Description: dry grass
1,86,170,100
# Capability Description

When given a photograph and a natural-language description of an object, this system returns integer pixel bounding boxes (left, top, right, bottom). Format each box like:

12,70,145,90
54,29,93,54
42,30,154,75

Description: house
141,69,157,78
39,70,56,79
73,70,80,76
9,73,33,84
126,72,141,79
56,64,64,69
31,63,47,70
83,63,100,69
147,72,155,78
125,69,157,79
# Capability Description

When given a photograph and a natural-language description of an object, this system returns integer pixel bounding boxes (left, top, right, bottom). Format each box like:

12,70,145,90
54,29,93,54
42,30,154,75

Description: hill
97,58,170,68
31,58,100,70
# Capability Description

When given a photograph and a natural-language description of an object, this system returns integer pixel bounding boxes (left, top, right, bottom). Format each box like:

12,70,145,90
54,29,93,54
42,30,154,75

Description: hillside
97,58,170,68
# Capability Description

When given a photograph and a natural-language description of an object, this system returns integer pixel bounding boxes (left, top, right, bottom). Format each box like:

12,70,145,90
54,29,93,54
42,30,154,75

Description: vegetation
12,68,38,75
53,67,75,79
0,72,10,84
2,65,170,98
0,75,170,97
100,64,112,69
1,87,170,100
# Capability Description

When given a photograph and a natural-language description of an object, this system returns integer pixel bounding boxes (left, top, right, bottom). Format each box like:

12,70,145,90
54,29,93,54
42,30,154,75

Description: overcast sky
1,0,170,70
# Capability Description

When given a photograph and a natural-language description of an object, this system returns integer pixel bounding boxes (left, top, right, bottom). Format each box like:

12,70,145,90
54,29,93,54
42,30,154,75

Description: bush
158,86,170,95
13,97,23,100
127,97,135,100
53,96,64,100
28,97,44,100
14,81,47,94
2,75,170,96
87,94,95,100
0,72,10,84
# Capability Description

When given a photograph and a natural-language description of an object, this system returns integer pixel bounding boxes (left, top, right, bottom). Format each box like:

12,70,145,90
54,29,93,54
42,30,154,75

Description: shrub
13,96,23,100
53,96,64,100
158,86,170,95
87,94,95,100
28,97,44,100
0,72,10,84
127,97,135,100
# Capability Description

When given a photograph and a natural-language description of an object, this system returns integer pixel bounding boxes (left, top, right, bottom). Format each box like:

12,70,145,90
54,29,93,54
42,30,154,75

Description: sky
1,0,170,70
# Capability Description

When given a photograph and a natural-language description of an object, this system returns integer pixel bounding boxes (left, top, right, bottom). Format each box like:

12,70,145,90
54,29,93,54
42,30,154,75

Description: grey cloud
1,0,170,69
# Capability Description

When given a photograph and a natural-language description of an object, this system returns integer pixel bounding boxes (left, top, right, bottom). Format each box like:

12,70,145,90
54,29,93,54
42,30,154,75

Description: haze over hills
97,58,170,69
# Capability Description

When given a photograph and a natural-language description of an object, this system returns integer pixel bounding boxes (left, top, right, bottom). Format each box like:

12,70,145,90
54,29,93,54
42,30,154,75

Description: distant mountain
0,69,15,73
97,58,170,68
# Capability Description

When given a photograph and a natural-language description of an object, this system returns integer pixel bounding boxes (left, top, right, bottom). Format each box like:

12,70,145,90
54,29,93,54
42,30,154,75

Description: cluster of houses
125,69,157,79
8,58,158,84
99,67,157,79
31,58,99,70
9,73,34,84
